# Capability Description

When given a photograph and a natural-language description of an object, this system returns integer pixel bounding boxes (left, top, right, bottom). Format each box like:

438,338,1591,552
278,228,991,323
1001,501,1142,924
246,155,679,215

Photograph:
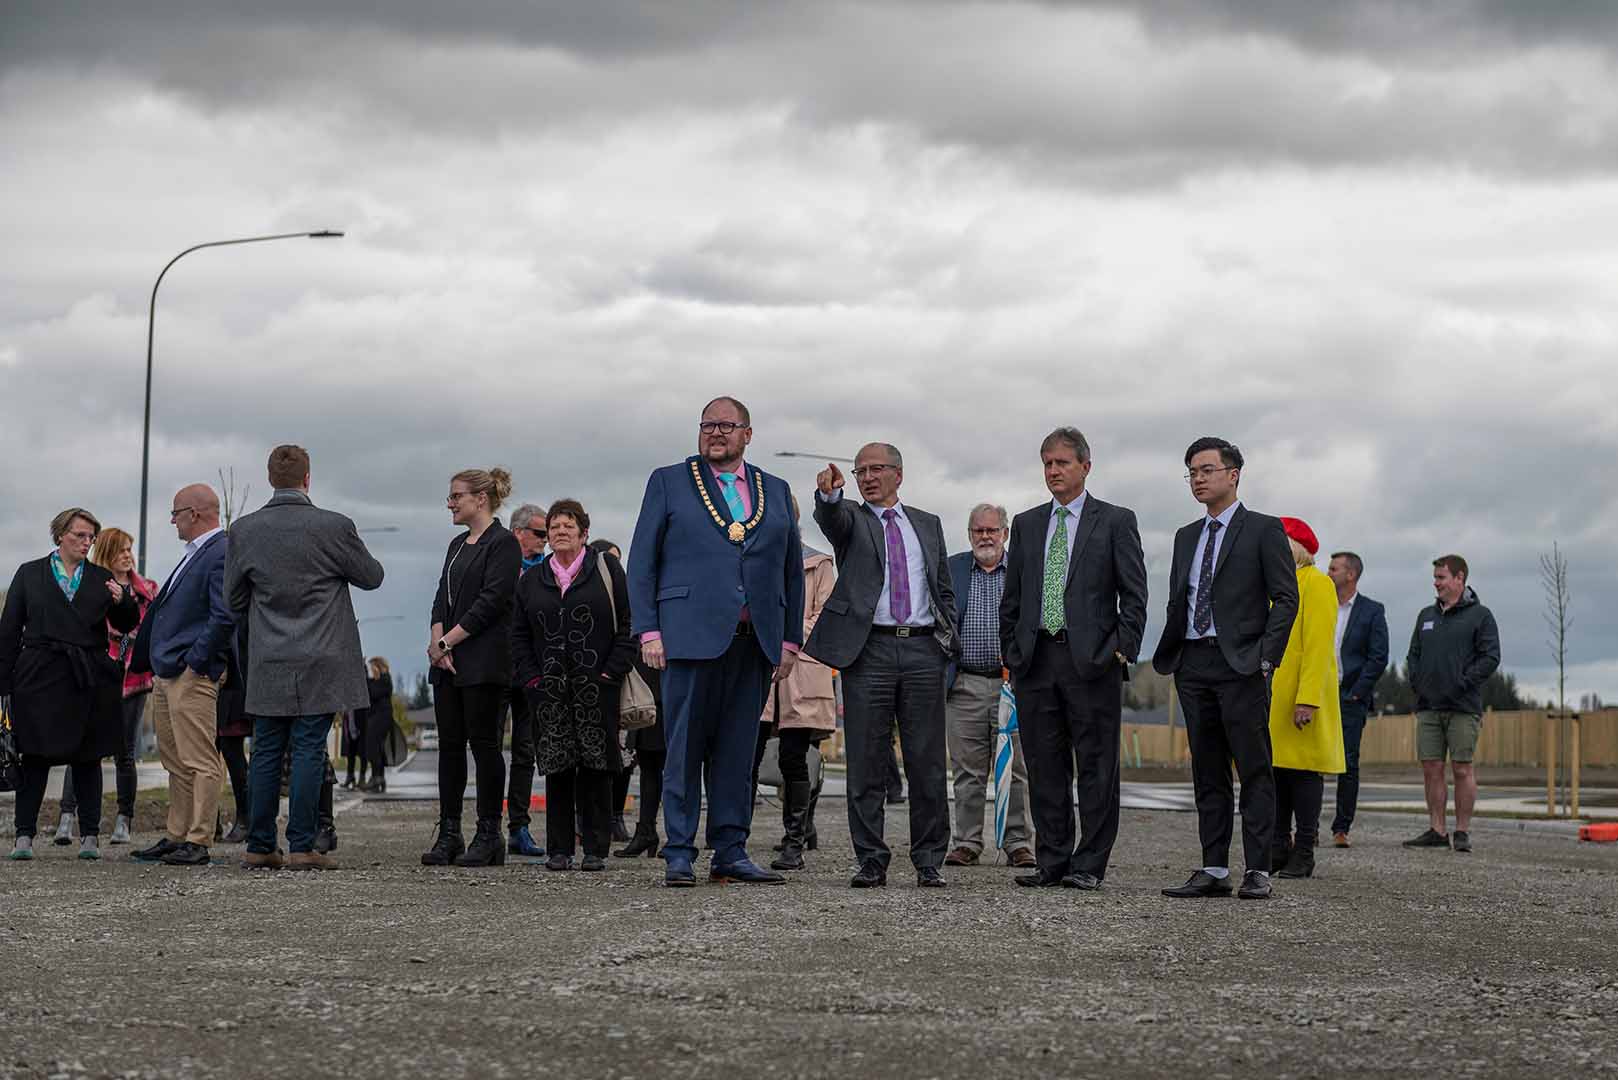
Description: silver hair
859,442,903,468
966,503,1009,534
509,503,547,530
1041,427,1091,463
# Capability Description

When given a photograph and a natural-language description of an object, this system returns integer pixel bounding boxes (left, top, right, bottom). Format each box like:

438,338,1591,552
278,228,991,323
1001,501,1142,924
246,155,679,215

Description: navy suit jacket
1338,592,1389,707
628,457,805,665
130,531,235,681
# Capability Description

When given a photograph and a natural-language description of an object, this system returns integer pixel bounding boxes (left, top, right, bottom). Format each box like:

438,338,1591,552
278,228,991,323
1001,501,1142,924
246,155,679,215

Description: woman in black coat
511,499,635,872
362,657,393,792
422,466,522,868
0,508,138,860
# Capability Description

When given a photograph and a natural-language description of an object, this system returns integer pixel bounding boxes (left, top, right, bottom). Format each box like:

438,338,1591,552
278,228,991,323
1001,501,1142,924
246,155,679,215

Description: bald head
171,484,221,541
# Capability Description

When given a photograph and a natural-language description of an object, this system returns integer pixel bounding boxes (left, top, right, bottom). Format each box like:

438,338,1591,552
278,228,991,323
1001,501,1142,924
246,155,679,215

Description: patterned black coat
511,552,635,774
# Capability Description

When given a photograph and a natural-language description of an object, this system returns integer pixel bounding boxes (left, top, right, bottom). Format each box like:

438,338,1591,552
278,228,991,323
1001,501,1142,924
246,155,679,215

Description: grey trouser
945,672,1031,854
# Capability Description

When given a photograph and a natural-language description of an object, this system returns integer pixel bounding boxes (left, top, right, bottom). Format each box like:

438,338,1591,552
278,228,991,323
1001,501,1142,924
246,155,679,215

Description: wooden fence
1116,709,1618,768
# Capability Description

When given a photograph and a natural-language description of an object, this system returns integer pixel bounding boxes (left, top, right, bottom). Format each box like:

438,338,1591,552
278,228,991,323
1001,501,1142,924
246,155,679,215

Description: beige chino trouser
945,672,1032,854
150,670,226,846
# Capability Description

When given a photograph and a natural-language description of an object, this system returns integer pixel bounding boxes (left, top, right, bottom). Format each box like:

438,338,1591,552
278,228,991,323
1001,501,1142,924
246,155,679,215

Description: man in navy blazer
1327,550,1389,845
128,483,235,866
629,396,806,887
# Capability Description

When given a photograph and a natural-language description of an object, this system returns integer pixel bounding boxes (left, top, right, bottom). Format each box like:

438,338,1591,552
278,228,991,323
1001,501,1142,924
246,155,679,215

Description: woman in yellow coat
1269,517,1345,879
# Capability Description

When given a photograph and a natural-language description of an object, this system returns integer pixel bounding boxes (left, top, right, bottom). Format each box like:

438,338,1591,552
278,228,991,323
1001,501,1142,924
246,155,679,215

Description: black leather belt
1037,628,1068,643
1185,636,1219,647
958,666,1002,679
871,624,935,638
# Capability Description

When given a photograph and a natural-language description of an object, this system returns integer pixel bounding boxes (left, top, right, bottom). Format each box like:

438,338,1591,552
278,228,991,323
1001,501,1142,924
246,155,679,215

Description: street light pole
138,230,344,575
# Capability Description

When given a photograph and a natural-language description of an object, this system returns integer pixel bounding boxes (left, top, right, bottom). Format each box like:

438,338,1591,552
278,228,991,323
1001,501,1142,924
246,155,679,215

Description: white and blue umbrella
993,680,1018,851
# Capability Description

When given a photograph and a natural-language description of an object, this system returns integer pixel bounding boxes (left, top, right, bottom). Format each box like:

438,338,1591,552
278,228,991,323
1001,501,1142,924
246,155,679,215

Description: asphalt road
3,783,1616,1078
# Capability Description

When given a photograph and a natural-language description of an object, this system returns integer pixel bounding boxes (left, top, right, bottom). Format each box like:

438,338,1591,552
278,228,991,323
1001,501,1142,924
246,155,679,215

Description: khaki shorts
1417,710,1482,763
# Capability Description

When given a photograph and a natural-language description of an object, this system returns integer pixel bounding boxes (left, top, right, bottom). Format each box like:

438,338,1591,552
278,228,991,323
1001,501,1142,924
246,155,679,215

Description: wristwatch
1260,659,1273,676
436,637,452,654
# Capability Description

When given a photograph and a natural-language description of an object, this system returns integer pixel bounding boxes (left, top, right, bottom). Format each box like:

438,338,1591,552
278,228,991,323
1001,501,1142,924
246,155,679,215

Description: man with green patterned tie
999,428,1148,890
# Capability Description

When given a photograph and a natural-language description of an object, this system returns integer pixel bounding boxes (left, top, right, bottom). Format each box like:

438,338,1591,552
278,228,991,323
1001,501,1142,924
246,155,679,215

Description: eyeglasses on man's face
1184,465,1236,482
522,526,548,540
852,464,895,479
699,421,746,435
969,526,1004,537
169,506,199,520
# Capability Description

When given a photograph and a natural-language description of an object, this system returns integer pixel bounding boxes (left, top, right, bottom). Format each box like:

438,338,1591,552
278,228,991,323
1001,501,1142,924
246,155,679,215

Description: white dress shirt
164,525,224,594
1335,592,1357,682
1041,491,1088,567
1184,500,1241,640
819,489,933,627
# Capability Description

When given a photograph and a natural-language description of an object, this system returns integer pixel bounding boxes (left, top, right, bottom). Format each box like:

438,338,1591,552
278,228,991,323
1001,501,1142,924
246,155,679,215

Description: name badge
1421,621,1435,631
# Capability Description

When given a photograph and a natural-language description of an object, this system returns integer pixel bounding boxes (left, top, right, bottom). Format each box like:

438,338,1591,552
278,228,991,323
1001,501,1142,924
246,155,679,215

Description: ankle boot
455,818,507,867
804,777,822,851
770,780,813,871
1278,837,1316,879
615,823,660,858
421,817,464,866
1271,832,1293,874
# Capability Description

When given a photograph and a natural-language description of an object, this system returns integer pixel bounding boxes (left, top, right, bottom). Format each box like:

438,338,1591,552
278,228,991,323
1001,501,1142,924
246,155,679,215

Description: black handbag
0,697,22,793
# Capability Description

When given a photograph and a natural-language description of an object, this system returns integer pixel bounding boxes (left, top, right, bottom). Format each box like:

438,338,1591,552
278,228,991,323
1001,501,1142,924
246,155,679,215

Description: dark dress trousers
627,456,805,868
1000,494,1148,882
0,558,140,761
806,493,956,873
1152,503,1298,872
1330,593,1388,835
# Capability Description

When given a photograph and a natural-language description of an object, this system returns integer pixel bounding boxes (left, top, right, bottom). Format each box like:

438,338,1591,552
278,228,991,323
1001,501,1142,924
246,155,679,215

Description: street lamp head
308,230,344,238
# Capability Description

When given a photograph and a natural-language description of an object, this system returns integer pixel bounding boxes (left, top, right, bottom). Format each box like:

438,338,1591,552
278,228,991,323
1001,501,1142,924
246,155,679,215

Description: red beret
1280,517,1318,556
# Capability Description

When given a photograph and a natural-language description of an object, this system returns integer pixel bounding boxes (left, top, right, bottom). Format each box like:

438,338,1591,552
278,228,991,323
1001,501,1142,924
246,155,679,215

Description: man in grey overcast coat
226,444,384,869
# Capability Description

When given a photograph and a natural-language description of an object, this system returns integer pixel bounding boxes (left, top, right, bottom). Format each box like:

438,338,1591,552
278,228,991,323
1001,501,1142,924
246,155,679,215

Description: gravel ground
2,797,1615,1079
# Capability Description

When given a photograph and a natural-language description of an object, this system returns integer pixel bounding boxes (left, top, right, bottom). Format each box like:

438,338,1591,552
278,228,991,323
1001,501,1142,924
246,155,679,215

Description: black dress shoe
1061,871,1102,891
221,824,248,845
1237,870,1272,899
850,862,887,888
1014,869,1063,887
1162,870,1234,898
313,827,338,855
133,837,181,861
916,866,946,888
579,855,607,871
1276,848,1314,879
161,842,211,866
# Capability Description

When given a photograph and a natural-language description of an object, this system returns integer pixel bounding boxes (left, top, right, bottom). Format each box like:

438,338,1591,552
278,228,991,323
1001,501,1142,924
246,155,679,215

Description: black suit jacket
1338,592,1389,706
430,520,522,687
1000,495,1149,682
804,494,956,670
1151,504,1298,677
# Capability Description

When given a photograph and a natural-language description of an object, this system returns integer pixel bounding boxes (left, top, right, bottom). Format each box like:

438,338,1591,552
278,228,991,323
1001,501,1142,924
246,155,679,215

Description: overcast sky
4,1,1615,702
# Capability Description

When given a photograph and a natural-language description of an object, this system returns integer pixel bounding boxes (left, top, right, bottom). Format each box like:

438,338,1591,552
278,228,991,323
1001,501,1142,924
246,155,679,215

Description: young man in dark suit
807,443,956,888
628,396,806,887
1000,428,1148,891
1326,550,1389,847
1153,437,1298,900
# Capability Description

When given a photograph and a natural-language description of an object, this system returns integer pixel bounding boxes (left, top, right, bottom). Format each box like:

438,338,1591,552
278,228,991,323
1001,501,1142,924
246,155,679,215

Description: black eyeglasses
1184,465,1236,482
699,421,745,435
169,506,199,520
852,464,895,479
522,527,548,539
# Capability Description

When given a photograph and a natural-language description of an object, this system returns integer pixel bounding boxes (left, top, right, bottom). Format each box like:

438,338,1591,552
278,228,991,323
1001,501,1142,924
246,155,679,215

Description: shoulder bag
599,554,658,731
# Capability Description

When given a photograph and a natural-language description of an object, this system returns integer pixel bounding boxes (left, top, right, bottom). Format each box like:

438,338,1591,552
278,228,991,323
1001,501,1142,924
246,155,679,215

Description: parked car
418,727,439,751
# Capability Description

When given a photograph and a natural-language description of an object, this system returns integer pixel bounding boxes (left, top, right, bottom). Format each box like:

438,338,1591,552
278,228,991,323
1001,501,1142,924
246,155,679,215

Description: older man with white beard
942,503,1035,868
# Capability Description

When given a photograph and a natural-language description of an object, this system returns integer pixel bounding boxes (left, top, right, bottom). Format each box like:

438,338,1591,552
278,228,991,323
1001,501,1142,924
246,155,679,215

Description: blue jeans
247,714,330,854
1330,700,1369,835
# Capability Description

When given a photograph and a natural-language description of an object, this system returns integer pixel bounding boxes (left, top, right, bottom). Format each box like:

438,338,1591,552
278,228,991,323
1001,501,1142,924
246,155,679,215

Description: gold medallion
728,522,746,542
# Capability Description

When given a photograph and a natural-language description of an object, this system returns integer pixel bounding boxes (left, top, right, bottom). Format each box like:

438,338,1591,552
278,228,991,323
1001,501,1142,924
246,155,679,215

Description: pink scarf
551,548,588,595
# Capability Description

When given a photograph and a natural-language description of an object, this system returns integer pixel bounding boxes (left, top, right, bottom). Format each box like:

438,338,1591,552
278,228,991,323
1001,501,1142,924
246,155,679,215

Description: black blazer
1152,504,1298,677
1000,495,1149,682
1338,592,1389,706
805,494,956,670
430,520,522,687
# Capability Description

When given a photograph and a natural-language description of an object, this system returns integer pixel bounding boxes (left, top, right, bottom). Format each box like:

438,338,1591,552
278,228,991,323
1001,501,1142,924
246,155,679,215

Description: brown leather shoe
1332,832,1351,848
943,846,979,867
240,850,284,870
287,851,338,871
1007,847,1037,868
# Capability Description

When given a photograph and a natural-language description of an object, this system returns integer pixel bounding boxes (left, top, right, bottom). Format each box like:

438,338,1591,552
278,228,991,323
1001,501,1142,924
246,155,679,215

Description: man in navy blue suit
129,483,235,866
629,396,806,887
1326,550,1389,846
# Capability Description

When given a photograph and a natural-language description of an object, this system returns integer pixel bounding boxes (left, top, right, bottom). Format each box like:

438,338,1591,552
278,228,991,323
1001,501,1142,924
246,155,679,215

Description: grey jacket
225,489,385,716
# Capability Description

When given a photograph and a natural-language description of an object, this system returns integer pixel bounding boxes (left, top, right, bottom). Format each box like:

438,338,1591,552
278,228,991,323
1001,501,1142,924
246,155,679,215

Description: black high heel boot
770,780,812,871
454,818,507,867
804,774,822,851
615,824,660,858
421,817,464,866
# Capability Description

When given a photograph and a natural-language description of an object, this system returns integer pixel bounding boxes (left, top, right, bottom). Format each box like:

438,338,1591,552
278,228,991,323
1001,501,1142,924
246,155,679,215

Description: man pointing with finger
628,396,807,887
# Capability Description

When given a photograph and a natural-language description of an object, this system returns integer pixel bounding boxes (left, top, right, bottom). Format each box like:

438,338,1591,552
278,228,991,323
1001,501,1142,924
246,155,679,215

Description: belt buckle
895,626,913,638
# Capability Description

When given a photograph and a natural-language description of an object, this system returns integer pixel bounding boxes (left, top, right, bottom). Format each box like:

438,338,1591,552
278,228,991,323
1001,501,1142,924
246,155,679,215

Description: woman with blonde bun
422,467,523,868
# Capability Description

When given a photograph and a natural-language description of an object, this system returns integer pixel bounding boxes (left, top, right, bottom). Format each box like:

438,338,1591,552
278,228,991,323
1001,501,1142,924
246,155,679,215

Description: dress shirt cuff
816,488,844,504
639,631,662,644
782,643,800,656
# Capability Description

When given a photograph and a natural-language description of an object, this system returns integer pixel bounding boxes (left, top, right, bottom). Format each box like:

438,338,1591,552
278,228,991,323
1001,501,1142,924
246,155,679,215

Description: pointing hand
817,463,844,494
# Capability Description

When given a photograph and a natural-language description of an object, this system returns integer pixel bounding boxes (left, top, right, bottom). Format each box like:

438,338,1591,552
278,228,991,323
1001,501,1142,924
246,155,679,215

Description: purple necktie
883,508,912,624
